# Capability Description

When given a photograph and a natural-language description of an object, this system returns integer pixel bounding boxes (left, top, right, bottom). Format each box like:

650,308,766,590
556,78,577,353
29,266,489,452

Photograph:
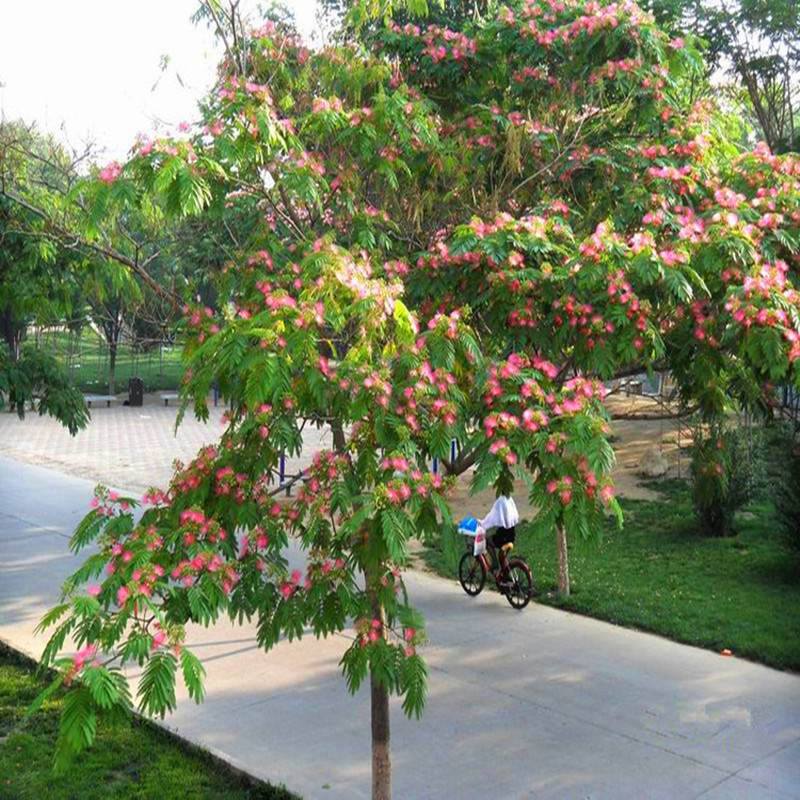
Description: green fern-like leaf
400,652,428,720
180,648,206,704
54,686,97,771
137,651,178,719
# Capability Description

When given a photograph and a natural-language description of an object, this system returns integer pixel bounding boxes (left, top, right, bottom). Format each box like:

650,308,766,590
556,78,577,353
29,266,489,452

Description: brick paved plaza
0,394,333,493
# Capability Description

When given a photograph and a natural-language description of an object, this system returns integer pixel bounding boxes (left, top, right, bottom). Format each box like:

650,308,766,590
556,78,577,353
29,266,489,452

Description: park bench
83,394,118,408
160,392,180,406
625,380,643,396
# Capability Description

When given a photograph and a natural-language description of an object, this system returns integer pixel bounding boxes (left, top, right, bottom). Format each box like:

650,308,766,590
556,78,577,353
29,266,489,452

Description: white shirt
479,496,519,530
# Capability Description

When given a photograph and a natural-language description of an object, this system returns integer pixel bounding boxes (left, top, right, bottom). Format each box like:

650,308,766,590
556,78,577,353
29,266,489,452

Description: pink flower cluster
71,644,98,675
183,303,219,344
311,96,344,114
90,489,130,517
217,75,272,103
179,509,228,546
673,205,707,243
381,469,443,507
171,551,240,594
333,250,402,316
295,451,348,510
279,569,304,599
98,161,122,184
647,163,697,196
713,187,747,209
723,261,800,359
578,222,622,262
120,562,166,600
171,446,218,495
515,0,647,48
403,359,460,428
588,58,642,85
307,557,347,584
512,65,551,85
426,310,461,340
142,488,170,507
691,300,719,345
214,466,248,503
355,616,384,646
388,21,477,63
150,623,169,651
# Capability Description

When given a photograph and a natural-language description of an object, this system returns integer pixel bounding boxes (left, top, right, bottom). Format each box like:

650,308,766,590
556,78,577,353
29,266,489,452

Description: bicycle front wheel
458,552,486,597
504,560,533,609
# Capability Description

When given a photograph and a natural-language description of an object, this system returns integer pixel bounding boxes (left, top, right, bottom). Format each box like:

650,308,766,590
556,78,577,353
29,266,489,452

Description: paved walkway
1,405,799,798
0,396,332,493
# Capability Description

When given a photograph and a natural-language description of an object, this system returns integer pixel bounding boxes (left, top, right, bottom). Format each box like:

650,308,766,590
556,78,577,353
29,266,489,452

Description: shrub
690,422,767,536
775,441,800,550
726,424,768,509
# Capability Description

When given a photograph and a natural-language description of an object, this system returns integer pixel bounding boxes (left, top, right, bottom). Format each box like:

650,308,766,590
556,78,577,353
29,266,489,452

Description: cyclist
479,495,519,571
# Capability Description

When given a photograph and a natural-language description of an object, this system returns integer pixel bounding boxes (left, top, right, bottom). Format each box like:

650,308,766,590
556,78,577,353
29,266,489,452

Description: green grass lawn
35,329,184,394
0,645,297,799
426,478,800,671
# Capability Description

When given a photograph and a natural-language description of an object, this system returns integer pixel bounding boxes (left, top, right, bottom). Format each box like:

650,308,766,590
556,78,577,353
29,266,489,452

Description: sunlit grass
35,329,184,393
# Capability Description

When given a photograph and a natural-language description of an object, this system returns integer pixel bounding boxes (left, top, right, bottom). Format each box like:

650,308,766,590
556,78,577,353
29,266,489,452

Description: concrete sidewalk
1,456,799,799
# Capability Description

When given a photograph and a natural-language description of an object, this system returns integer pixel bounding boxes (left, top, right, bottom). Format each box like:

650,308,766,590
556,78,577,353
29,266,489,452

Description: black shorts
491,526,516,550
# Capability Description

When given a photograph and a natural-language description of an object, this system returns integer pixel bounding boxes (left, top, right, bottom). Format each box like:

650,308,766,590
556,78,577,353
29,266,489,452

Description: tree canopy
34,1,799,796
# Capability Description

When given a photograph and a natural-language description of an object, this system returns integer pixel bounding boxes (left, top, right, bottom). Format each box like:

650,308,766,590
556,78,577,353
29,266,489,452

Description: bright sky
0,0,321,160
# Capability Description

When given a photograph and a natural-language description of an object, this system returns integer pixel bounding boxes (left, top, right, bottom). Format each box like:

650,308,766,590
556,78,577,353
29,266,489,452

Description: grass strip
0,642,298,799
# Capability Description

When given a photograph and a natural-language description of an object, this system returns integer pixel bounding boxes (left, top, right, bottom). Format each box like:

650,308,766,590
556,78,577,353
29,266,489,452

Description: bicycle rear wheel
458,552,486,597
504,559,533,609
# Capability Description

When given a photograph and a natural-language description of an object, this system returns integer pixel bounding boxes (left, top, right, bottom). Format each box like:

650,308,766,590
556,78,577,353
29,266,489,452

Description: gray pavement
2,456,799,799
0,396,332,493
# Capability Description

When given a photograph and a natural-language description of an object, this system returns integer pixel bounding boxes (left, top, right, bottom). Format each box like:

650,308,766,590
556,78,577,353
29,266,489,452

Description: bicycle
458,530,534,610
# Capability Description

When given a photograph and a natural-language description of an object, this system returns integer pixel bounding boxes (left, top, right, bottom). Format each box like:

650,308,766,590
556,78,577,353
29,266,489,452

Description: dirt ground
446,393,690,525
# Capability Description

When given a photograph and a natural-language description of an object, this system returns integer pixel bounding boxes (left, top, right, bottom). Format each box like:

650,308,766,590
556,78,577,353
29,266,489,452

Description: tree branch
0,188,181,312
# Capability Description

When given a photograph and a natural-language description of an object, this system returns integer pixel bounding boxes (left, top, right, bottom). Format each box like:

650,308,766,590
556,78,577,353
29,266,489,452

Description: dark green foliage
690,422,767,537
642,0,799,152
775,440,800,550
725,424,768,510
0,132,93,434
0,343,89,434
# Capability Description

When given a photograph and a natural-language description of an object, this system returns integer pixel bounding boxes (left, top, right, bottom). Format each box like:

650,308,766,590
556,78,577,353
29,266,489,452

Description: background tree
0,124,89,432
643,0,799,152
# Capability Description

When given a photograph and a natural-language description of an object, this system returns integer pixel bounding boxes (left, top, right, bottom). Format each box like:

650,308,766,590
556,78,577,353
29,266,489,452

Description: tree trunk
371,668,391,800
556,523,570,596
108,339,118,396
0,307,23,360
330,418,347,454
366,573,391,800
0,307,28,417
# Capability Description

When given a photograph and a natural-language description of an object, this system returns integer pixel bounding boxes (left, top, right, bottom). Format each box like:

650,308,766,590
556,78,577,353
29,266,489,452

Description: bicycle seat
501,542,514,552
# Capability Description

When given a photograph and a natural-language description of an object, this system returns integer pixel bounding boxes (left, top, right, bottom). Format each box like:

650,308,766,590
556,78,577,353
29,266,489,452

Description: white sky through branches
0,0,321,160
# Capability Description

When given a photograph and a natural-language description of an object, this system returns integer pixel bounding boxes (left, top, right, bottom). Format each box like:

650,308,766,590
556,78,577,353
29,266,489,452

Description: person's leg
487,537,498,571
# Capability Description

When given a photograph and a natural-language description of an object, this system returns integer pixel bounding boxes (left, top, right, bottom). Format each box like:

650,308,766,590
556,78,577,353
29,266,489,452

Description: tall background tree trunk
556,524,570,596
108,338,118,396
102,312,122,396
0,307,23,360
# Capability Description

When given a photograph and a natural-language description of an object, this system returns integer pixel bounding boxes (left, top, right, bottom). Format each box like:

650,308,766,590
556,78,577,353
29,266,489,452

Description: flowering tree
36,1,799,798
379,2,800,577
